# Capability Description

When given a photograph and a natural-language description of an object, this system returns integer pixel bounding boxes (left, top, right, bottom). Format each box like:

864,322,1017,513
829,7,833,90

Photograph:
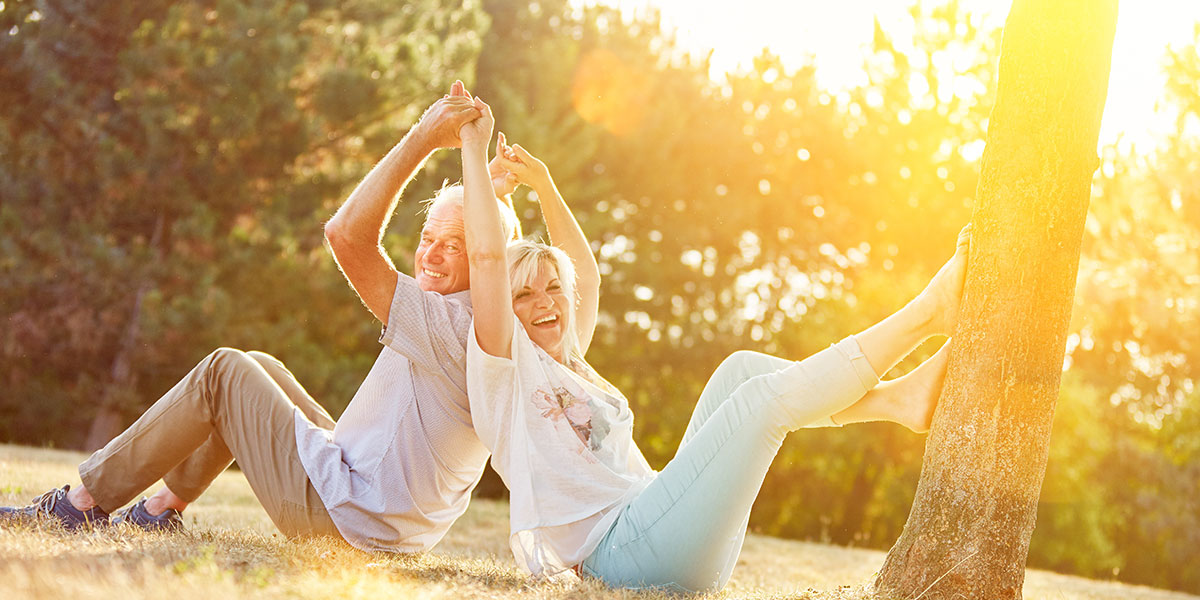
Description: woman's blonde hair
507,240,581,363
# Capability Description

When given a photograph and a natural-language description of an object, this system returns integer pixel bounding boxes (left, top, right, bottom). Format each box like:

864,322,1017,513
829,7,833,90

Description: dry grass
0,443,1193,600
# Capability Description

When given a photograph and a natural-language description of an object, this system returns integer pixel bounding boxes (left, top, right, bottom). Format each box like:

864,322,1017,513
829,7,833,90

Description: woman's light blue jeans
579,337,880,593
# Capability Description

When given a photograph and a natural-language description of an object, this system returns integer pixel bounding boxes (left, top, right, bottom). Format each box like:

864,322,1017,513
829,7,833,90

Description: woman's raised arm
460,98,515,359
494,138,601,355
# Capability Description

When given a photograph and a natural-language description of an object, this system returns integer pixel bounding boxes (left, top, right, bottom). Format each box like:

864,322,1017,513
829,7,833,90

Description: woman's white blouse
467,316,657,578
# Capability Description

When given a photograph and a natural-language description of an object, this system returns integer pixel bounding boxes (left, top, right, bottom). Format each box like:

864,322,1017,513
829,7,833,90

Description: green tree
0,0,486,447
874,0,1118,597
1028,25,1200,593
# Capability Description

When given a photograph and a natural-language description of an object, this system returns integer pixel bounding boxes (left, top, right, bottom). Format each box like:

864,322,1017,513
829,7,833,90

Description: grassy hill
0,444,1193,600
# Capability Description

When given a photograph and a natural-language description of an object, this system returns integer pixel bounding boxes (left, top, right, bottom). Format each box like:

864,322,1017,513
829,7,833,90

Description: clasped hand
449,82,552,197
413,80,479,151
492,133,551,193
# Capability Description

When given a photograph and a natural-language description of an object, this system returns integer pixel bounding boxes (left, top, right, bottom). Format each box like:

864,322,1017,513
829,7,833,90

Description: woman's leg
582,336,881,592
667,349,847,586
831,339,952,432
679,351,794,448
582,230,968,592
681,340,952,451
75,348,336,536
655,341,948,583
679,225,969,443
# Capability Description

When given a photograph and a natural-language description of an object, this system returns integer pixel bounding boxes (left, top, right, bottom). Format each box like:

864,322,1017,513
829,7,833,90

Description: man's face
414,201,469,294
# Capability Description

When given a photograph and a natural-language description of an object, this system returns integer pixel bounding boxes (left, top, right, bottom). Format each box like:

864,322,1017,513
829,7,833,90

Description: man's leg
74,348,336,536
139,351,336,517
247,351,336,428
199,349,337,537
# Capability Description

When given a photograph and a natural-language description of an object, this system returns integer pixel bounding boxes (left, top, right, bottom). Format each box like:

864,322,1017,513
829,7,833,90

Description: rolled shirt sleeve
379,273,473,387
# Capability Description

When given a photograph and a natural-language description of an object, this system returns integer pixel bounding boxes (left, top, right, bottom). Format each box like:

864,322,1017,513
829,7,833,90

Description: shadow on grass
372,551,533,590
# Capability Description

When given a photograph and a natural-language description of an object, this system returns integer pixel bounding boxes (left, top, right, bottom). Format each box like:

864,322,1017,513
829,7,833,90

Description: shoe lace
32,487,64,515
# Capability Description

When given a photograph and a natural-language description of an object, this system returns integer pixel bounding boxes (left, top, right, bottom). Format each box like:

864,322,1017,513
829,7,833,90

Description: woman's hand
458,97,494,150
489,132,520,197
493,138,600,355
493,136,553,192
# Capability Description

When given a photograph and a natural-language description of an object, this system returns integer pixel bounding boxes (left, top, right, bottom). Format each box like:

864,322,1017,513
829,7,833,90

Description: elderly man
1,81,519,553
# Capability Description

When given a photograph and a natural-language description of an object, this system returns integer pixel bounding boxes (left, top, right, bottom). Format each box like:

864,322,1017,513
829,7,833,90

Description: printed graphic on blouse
533,386,593,446
528,355,624,459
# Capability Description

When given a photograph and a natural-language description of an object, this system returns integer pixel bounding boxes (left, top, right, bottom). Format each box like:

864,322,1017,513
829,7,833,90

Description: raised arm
324,81,479,322
461,98,515,358
494,137,601,355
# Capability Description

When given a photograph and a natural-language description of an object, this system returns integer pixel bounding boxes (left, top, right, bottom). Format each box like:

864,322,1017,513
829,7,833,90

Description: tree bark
83,283,145,451
873,1,1117,599
84,213,165,451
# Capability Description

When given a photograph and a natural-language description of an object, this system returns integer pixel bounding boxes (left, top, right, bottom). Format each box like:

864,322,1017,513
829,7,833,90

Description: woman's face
513,261,571,362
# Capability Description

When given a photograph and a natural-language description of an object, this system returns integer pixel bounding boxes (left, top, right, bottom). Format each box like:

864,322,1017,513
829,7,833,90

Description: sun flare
592,0,1200,149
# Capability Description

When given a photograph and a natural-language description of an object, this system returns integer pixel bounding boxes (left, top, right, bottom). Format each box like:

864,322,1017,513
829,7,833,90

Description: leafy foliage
0,0,487,439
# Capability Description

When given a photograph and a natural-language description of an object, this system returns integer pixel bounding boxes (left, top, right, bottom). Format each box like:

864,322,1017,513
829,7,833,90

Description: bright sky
592,0,1200,150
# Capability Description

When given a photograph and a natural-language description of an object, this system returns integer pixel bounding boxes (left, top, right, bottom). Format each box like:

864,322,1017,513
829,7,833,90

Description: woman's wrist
530,175,557,198
461,139,490,159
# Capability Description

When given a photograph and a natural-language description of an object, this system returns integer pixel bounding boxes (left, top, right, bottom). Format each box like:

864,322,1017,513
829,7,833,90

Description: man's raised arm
324,81,479,323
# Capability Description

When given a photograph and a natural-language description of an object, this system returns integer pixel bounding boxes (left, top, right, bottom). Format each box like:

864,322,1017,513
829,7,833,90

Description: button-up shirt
293,275,487,552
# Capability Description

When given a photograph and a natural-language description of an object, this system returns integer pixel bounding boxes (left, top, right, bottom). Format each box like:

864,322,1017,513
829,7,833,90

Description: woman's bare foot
915,224,972,337
887,340,953,433
829,340,951,432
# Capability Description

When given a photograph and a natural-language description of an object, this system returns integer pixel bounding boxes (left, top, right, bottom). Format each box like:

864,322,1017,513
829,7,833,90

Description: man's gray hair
422,182,522,241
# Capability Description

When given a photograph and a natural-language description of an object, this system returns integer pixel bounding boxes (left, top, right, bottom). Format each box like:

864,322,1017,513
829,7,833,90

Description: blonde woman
460,98,968,593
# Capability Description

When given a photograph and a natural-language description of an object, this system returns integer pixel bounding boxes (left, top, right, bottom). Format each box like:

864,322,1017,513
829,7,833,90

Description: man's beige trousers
80,348,340,538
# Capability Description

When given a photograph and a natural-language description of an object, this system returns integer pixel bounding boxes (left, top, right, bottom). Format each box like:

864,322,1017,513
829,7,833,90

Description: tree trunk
84,283,147,451
873,1,1117,599
84,214,165,451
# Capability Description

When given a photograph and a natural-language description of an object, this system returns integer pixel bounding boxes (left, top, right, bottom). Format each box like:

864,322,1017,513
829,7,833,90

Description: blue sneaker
0,485,110,530
112,497,184,532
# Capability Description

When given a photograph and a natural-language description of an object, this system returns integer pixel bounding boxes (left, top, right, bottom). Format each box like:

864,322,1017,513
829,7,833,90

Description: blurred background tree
0,0,487,445
1,0,1196,594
